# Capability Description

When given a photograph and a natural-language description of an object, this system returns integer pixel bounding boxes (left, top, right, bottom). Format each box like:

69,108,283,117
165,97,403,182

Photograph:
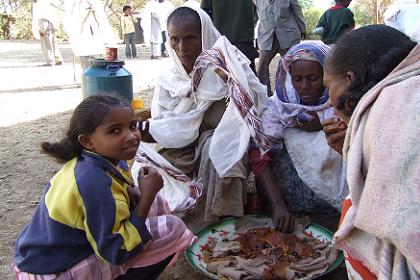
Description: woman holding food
324,25,419,279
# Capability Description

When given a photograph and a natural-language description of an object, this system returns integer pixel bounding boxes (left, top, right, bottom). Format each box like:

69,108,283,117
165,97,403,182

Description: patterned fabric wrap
190,48,271,153
135,152,203,212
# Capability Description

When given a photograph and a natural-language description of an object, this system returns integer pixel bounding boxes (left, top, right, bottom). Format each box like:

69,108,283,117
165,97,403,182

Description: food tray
185,215,344,279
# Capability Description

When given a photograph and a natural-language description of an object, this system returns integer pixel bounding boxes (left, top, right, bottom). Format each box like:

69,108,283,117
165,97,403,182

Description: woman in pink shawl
324,25,419,279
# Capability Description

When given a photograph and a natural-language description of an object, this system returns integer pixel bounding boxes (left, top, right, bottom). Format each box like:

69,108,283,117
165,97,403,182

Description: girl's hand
135,167,163,218
138,166,163,199
128,186,141,207
294,112,322,132
322,118,347,155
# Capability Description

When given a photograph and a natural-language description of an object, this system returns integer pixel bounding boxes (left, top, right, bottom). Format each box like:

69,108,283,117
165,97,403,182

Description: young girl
13,95,194,280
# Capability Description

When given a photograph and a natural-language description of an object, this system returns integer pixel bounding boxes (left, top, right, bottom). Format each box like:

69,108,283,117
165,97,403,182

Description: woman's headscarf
150,6,268,178
275,41,330,105
166,6,221,78
262,41,332,149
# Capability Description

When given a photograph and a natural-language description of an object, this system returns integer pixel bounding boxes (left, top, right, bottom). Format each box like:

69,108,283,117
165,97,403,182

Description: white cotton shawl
141,0,163,44
149,7,267,177
64,0,118,56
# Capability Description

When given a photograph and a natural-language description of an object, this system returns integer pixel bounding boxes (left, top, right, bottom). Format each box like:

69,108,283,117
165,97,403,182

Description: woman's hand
294,112,323,132
273,204,295,233
214,68,228,83
322,118,347,155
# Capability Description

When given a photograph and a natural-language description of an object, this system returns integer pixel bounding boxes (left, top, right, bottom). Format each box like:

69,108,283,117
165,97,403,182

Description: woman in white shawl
249,41,348,233
324,25,419,279
140,7,268,223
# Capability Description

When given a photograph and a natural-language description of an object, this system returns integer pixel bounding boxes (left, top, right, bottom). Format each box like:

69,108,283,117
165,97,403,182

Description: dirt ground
0,40,346,280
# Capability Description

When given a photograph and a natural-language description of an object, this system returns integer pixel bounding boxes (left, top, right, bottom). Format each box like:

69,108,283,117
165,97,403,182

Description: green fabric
317,7,355,45
200,0,255,43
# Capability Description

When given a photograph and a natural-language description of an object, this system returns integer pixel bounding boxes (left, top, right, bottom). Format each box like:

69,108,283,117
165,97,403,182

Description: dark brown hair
325,25,415,117
41,95,130,162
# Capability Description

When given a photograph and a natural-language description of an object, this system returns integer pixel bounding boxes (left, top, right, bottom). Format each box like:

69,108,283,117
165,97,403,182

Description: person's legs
50,26,63,64
233,41,258,74
150,42,160,59
161,31,168,57
38,19,54,65
129,33,137,58
125,33,132,58
257,34,287,96
256,49,277,96
116,254,175,280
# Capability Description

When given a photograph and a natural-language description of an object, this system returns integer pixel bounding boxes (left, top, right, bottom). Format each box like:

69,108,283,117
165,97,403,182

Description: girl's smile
79,106,141,165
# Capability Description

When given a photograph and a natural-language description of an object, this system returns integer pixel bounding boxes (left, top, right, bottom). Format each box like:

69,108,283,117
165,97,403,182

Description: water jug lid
91,58,125,67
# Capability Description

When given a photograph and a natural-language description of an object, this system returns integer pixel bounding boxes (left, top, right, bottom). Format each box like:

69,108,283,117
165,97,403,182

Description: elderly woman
323,25,419,279
249,41,348,233
138,7,268,223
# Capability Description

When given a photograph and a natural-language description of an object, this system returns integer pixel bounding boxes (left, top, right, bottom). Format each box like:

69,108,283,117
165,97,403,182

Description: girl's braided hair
325,24,416,117
41,95,130,162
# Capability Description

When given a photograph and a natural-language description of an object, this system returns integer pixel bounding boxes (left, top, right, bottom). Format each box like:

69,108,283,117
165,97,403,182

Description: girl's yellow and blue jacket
14,151,151,274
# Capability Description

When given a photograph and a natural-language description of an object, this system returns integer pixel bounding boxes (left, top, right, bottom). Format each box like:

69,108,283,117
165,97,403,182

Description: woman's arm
256,164,295,233
250,148,295,233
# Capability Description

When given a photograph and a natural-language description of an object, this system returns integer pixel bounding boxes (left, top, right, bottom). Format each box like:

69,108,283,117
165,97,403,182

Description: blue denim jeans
124,32,137,58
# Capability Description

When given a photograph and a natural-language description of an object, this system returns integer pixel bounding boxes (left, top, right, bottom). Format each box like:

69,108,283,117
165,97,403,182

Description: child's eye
130,122,138,130
111,128,121,134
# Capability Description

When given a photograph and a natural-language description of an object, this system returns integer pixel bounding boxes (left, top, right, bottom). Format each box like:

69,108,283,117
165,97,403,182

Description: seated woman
249,41,348,233
324,25,419,279
138,7,268,223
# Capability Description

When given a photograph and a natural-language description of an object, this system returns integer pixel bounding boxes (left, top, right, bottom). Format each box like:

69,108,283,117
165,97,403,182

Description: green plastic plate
186,215,344,279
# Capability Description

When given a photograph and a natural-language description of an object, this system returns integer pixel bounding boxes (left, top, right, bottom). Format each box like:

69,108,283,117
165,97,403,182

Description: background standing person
254,0,306,96
141,0,162,59
315,0,355,45
32,0,63,66
201,0,258,73
64,0,118,70
122,5,138,58
158,0,174,57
